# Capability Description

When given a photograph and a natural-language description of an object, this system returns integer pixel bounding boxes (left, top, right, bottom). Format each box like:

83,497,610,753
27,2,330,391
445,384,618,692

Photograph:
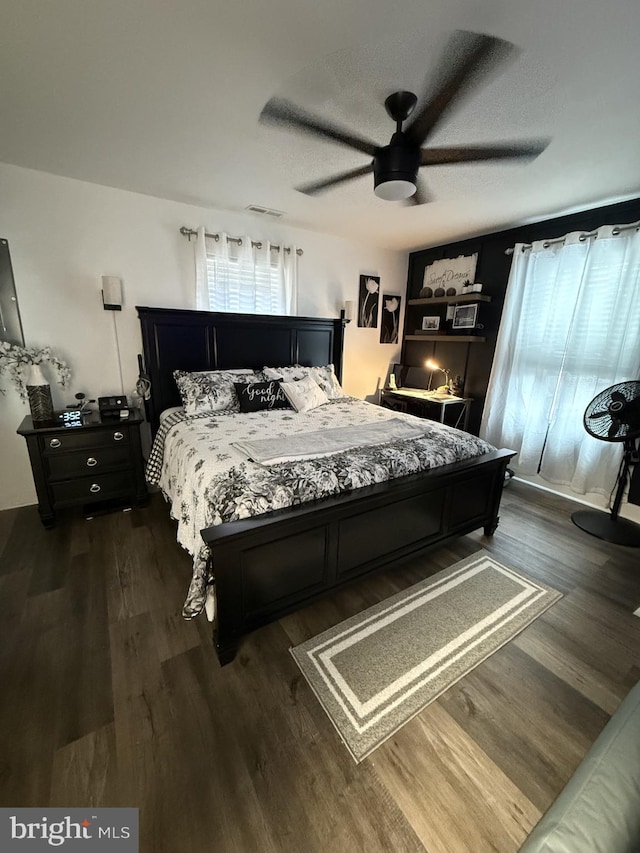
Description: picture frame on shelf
452,303,479,330
421,316,440,331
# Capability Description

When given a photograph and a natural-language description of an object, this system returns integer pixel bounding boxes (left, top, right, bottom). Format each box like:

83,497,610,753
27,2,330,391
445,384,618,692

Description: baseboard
513,475,640,525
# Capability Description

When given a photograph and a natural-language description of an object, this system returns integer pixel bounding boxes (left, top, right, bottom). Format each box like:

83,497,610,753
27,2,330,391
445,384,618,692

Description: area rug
291,550,561,762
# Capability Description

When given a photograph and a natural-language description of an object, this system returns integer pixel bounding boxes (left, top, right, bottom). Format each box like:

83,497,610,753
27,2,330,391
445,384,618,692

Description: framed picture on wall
358,275,380,327
380,294,401,344
421,316,440,331
452,303,478,329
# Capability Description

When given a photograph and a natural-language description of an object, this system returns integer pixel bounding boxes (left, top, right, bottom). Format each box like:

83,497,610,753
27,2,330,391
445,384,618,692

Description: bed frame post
483,454,512,535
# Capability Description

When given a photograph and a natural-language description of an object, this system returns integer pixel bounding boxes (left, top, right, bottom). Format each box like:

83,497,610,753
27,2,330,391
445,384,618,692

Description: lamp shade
343,300,355,321
102,276,123,310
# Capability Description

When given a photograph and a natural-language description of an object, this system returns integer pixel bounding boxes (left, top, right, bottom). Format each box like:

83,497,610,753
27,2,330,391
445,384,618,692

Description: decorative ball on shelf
434,287,445,298
446,287,457,296
419,286,433,298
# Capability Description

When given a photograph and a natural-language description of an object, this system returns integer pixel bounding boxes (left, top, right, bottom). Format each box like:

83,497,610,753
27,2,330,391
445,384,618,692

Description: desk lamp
425,359,450,393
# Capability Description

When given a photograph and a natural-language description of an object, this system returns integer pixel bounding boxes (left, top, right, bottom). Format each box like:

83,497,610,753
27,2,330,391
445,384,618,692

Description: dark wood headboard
137,306,347,435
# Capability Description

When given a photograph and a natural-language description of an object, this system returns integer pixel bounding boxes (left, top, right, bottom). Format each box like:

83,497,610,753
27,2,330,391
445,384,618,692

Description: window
194,229,298,315
481,227,640,496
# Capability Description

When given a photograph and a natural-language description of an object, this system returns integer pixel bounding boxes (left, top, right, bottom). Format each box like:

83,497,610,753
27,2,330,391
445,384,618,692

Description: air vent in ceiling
246,204,285,218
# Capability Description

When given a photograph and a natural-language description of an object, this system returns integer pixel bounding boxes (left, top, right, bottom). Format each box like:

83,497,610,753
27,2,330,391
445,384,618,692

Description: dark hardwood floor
1,482,639,852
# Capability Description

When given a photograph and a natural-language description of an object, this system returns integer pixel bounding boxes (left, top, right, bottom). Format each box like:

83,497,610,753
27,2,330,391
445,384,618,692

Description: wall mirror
0,239,24,345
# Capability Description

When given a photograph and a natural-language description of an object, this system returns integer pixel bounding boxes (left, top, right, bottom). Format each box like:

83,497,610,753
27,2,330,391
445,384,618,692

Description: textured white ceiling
1,0,639,250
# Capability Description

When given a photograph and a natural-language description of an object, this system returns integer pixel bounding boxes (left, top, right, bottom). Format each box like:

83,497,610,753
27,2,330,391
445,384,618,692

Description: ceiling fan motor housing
373,136,421,195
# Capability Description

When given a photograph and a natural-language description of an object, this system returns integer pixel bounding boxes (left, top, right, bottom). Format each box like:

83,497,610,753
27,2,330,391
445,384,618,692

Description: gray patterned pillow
174,368,257,415
263,364,346,399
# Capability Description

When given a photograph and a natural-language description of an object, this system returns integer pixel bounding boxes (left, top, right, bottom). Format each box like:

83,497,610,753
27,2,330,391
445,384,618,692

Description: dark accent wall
403,196,640,435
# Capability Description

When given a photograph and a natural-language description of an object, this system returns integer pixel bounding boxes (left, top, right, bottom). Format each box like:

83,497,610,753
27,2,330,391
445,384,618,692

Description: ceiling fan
259,30,550,204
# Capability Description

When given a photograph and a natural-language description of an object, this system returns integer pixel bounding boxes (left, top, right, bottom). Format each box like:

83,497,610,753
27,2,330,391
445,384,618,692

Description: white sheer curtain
481,225,640,497
195,227,298,315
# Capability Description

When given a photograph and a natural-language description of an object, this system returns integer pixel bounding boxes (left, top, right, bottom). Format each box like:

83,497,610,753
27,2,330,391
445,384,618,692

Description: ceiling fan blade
589,409,612,419
405,30,515,146
404,176,431,206
296,164,373,196
421,140,549,166
610,390,627,405
260,98,377,157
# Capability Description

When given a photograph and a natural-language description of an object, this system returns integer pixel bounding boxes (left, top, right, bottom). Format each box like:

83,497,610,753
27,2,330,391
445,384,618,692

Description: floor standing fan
571,381,640,547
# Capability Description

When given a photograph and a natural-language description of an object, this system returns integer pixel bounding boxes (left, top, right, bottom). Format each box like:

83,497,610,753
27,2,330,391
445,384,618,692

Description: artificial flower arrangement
0,341,71,401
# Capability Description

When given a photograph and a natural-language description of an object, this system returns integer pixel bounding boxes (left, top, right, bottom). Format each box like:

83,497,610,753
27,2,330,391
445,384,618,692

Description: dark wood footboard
201,448,515,665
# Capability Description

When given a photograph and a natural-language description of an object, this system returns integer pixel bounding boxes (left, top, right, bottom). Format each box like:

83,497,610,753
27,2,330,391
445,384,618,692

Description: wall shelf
408,294,492,306
405,334,486,343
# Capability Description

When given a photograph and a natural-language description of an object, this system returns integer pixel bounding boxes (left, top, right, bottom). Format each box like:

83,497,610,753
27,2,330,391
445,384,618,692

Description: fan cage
583,381,640,442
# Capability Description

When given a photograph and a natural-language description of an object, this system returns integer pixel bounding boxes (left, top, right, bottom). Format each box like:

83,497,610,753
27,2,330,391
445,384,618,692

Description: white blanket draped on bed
232,418,426,464
146,397,496,619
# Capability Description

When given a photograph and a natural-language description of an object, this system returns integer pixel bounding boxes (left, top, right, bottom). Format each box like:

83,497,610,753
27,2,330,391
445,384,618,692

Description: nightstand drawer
51,471,132,505
46,447,131,480
41,427,130,454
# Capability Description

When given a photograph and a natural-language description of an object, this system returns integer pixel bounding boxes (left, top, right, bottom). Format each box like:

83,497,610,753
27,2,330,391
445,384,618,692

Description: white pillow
279,374,329,413
263,364,346,399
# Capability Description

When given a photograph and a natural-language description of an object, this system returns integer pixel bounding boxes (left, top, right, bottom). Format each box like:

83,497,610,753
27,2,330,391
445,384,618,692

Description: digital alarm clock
57,409,84,427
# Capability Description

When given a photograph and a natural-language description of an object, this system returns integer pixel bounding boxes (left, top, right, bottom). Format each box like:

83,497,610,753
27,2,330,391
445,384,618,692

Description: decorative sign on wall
358,275,380,327
421,253,478,296
380,293,401,344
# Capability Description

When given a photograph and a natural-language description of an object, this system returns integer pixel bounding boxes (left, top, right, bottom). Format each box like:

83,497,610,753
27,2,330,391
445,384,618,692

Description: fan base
571,509,640,547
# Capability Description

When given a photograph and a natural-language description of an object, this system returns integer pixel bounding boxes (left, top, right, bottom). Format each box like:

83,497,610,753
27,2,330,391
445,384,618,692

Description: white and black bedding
146,397,496,619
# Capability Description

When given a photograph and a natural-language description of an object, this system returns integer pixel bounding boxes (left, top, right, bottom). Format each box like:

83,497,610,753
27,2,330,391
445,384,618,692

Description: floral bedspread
146,398,496,618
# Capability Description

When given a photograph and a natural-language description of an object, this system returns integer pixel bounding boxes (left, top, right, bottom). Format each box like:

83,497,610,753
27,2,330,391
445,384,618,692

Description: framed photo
421,316,440,331
452,303,478,329
358,275,380,328
380,293,401,344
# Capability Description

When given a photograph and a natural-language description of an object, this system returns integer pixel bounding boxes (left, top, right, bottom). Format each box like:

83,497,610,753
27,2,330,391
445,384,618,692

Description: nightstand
17,412,148,528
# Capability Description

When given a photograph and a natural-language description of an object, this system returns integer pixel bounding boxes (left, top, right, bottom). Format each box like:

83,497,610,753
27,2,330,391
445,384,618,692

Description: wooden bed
137,306,515,665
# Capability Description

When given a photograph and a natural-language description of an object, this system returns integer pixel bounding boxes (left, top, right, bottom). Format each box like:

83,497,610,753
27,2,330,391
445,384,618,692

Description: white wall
0,162,408,510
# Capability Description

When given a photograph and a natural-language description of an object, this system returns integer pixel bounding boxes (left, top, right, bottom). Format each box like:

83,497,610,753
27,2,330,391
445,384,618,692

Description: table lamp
425,359,450,392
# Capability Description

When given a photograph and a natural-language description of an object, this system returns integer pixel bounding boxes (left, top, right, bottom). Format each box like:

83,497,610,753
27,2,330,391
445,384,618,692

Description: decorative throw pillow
263,364,308,383
279,374,329,413
234,379,292,413
174,368,256,415
310,364,347,399
263,364,346,399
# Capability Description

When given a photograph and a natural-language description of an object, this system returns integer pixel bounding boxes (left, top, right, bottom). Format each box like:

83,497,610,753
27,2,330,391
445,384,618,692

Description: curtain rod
504,219,640,255
180,226,303,256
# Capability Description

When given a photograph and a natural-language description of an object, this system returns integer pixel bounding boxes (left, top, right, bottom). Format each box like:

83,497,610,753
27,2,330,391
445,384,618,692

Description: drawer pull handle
113,431,124,441
86,457,98,467
49,438,62,449
89,483,101,493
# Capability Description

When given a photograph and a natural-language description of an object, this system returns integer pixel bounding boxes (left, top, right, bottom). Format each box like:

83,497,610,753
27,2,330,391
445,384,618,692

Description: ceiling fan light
374,180,416,201
373,141,420,201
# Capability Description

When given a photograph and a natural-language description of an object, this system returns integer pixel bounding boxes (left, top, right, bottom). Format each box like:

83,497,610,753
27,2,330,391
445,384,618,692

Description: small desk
380,388,472,431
